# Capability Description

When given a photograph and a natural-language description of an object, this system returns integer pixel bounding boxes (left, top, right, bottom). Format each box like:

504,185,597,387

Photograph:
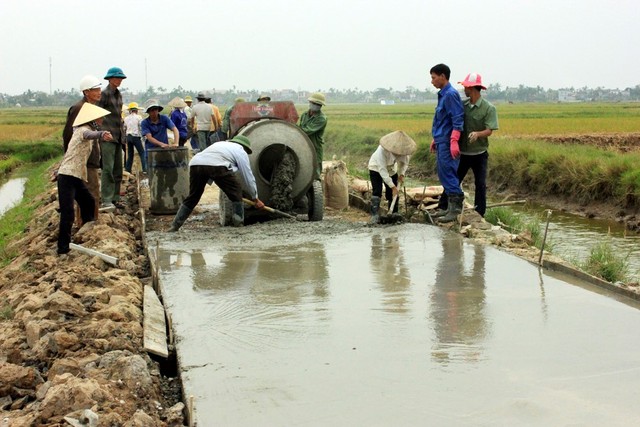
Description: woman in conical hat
56,103,113,255
367,130,417,224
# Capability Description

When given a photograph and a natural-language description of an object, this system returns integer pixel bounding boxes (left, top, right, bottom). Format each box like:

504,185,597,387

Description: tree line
1,83,639,108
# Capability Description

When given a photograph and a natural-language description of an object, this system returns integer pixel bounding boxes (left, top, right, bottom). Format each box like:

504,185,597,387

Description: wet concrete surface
148,222,640,426
0,177,27,217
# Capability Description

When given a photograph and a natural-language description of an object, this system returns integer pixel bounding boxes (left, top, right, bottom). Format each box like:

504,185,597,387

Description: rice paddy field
324,102,640,210
2,102,640,208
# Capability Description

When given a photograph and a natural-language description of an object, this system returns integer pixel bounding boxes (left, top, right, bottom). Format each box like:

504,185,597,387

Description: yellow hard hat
184,96,193,102
128,102,139,110
308,92,326,106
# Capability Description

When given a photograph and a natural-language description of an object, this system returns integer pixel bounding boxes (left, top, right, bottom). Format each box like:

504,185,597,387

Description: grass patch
0,140,61,176
0,304,14,321
489,138,640,208
579,242,629,283
484,207,550,250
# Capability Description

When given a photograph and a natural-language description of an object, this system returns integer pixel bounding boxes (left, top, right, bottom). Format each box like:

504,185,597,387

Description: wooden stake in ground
538,210,552,266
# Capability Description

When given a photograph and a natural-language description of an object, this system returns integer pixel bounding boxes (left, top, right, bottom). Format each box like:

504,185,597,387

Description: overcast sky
1,0,637,96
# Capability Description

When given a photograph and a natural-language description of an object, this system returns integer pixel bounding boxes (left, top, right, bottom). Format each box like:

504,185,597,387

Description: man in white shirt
367,131,416,224
168,135,265,231
189,92,215,151
123,102,146,173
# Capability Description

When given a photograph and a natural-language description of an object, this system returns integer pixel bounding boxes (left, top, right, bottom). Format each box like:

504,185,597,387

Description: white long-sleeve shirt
124,113,143,137
189,141,258,199
367,145,410,188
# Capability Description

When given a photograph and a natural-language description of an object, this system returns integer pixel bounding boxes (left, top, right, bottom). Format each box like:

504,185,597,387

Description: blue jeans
126,135,147,173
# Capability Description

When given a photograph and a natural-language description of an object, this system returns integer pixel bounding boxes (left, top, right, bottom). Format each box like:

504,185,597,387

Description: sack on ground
323,160,349,210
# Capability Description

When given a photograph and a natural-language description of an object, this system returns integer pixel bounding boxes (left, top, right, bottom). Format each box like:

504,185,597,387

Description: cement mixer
218,101,323,225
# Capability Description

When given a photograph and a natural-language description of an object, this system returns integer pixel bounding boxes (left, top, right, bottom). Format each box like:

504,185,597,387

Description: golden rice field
0,124,61,142
328,102,640,136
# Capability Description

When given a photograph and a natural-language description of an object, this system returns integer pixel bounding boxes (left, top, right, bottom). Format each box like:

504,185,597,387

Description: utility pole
49,57,52,95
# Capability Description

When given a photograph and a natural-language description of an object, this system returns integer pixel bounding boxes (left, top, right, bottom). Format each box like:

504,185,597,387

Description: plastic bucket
148,147,190,214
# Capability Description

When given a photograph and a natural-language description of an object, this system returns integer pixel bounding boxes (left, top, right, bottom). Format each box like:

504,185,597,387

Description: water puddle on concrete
151,224,640,426
0,177,27,218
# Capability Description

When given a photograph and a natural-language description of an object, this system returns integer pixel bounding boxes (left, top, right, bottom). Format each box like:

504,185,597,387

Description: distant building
558,90,577,102
380,100,395,105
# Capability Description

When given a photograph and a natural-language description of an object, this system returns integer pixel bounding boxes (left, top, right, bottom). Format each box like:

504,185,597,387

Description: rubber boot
438,194,463,223
168,204,192,232
232,202,244,227
432,192,449,218
369,196,381,224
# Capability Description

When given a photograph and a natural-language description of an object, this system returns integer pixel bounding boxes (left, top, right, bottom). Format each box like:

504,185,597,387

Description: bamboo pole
538,210,552,266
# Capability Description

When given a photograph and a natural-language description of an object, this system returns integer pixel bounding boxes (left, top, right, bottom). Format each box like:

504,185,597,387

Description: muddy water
0,177,27,217
149,221,640,426
510,203,640,276
149,223,640,426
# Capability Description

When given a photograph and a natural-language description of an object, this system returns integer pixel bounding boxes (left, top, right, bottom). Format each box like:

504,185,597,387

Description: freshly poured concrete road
149,223,640,426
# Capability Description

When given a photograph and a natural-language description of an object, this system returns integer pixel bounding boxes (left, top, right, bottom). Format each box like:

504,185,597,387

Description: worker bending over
367,131,416,224
168,135,265,231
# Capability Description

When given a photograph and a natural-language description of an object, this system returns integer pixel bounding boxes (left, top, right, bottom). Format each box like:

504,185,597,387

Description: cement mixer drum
219,105,324,225
239,119,316,203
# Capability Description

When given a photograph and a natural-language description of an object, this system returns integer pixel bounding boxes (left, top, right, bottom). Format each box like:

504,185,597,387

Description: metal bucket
148,147,189,214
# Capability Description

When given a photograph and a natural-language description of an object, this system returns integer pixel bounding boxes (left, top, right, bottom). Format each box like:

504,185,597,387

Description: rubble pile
0,174,184,426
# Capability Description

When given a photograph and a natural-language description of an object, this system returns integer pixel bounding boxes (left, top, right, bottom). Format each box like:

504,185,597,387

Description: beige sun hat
73,103,111,127
379,130,417,156
168,96,187,108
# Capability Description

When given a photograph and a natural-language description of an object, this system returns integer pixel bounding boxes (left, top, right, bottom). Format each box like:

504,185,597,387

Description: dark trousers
182,165,243,210
369,170,399,213
57,174,95,254
458,151,488,216
197,131,211,151
125,135,147,173
438,151,488,216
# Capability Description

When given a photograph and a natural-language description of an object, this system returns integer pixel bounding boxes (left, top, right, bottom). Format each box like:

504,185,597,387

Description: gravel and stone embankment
0,171,185,426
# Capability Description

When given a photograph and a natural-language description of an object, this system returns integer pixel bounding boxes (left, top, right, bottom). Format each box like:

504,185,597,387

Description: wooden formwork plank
143,284,169,358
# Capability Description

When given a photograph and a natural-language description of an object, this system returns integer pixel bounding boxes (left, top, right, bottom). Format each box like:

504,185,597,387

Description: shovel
379,195,404,224
242,198,298,220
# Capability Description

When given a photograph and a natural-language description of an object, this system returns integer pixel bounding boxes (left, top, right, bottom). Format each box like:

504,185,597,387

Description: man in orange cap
436,73,499,218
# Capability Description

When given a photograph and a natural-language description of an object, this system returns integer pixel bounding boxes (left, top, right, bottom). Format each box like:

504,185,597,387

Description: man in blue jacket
429,63,465,223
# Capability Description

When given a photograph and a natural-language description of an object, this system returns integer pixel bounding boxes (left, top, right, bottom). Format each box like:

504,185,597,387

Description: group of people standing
55,61,493,254
368,63,499,225
56,68,328,251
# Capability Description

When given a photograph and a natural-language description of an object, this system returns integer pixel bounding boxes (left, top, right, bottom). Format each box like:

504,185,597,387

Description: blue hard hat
104,67,127,79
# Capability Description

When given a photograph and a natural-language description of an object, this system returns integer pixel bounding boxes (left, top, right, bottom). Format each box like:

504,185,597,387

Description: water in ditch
507,202,640,279
0,177,27,218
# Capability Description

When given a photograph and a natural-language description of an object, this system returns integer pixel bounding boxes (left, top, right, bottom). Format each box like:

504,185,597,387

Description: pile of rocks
0,176,185,426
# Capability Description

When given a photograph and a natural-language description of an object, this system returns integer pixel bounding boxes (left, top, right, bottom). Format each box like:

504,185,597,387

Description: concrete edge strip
137,173,198,426
542,259,640,301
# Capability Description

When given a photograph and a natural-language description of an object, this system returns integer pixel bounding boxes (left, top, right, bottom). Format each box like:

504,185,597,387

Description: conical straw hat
379,130,417,156
168,96,187,108
73,103,111,127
